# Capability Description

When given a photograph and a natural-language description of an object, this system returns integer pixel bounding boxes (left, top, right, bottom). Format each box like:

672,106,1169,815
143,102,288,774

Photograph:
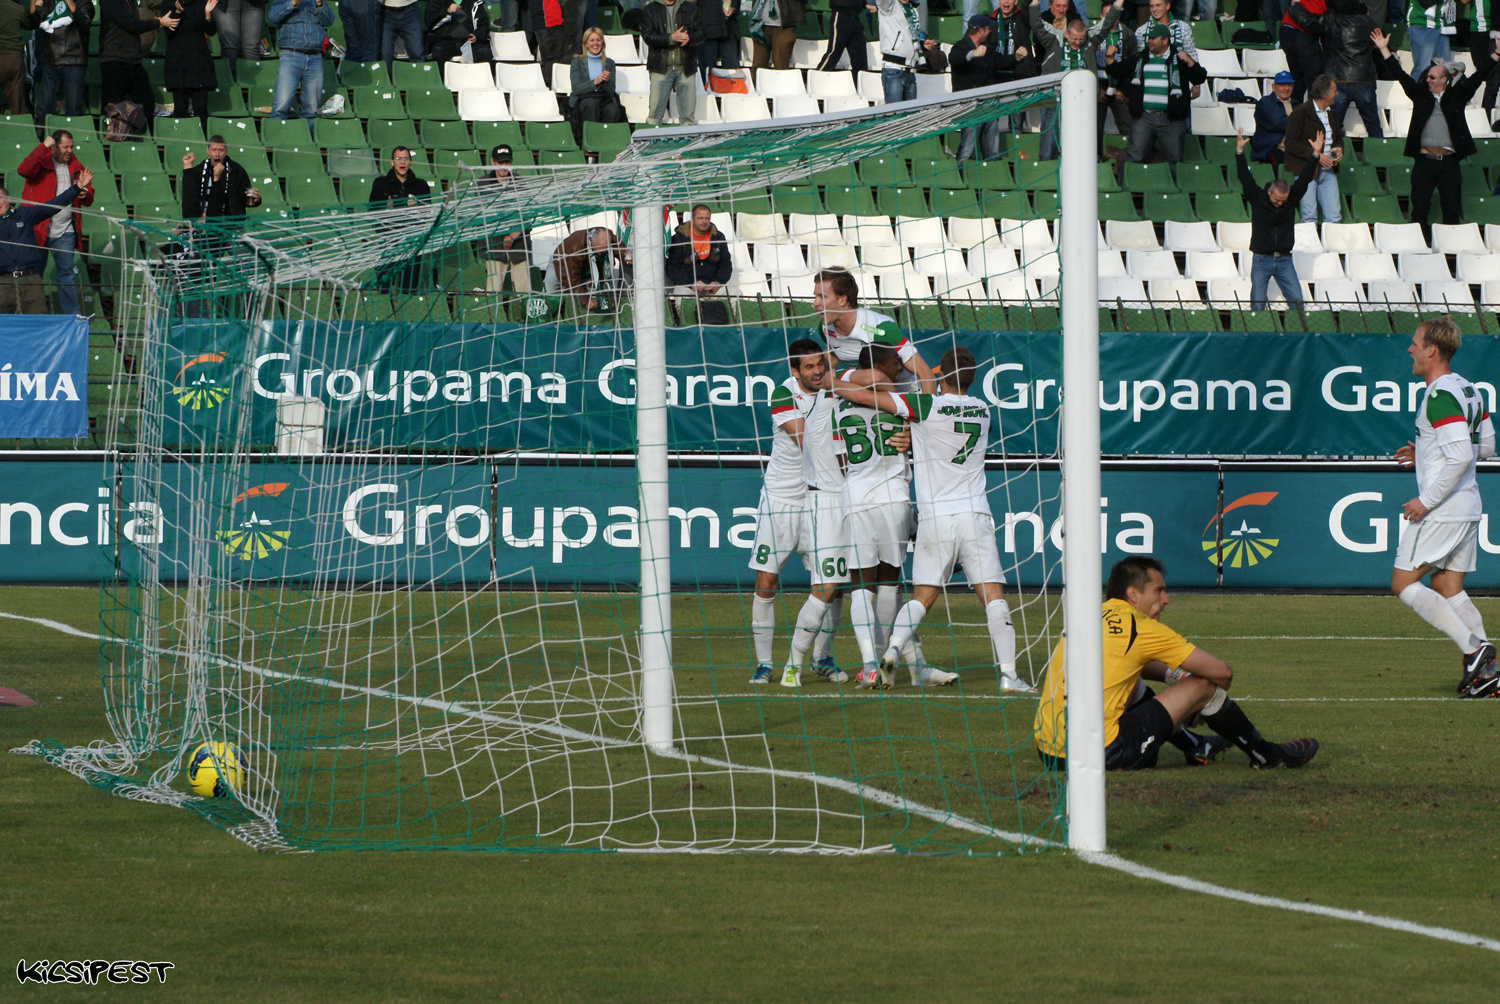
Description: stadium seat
1398,253,1454,282
1099,276,1149,306
272,144,325,176
1338,306,1394,333
999,217,1055,253
458,89,513,120
1190,107,1236,136
1423,280,1479,312
1095,249,1127,277
806,69,858,98
524,121,578,151
108,141,162,174
773,95,821,119
1347,195,1406,225
1242,48,1289,77
756,69,808,97
911,245,968,278
366,118,421,153
787,212,840,243
1431,223,1488,255
155,117,206,147
807,242,858,271
509,90,564,121
352,83,407,119
1319,222,1375,253
1456,252,1500,283
1481,280,1500,305
1096,191,1139,222
421,120,473,151
737,211,790,244
444,62,496,91
392,60,442,90
120,173,175,207
1292,222,1325,252
860,242,908,270
1295,252,1347,281
407,87,461,121
1141,193,1197,221
1105,219,1160,250
496,62,549,92
1313,278,1367,306
720,94,770,122
966,243,1018,278
613,65,649,94
1364,278,1417,305
1126,249,1181,280
1164,220,1220,252
582,121,632,160
1185,250,1239,280
1345,252,1400,283
948,216,999,249
1123,162,1178,193
1373,222,1429,253
491,31,534,61
603,33,640,65
286,174,339,209
313,116,369,149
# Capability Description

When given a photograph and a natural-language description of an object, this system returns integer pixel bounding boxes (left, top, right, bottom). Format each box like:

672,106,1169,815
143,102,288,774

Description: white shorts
803,489,850,584
746,493,807,575
912,511,1006,587
1394,519,1478,574
845,481,913,571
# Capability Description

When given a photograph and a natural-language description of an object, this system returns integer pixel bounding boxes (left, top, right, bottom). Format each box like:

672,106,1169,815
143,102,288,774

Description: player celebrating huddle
1391,316,1499,698
813,267,935,390
832,345,1031,692
748,339,844,683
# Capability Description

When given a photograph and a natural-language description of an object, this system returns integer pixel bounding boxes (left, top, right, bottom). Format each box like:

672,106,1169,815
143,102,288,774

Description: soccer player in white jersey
747,339,844,684
833,345,1033,693
1390,316,1499,698
812,267,935,392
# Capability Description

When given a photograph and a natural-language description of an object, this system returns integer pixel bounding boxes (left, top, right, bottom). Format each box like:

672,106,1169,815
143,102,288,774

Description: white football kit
1395,372,1495,574
836,377,913,570
801,390,851,584
748,377,816,575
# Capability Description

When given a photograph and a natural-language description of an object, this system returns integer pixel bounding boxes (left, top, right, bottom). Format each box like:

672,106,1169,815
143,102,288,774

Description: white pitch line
5,609,1498,954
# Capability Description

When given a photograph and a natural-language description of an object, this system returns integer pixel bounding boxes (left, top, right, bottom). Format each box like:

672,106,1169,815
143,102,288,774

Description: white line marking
5,609,1497,953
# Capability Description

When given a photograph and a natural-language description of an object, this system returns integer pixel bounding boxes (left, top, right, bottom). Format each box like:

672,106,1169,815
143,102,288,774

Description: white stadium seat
1488,224,1500,252
1149,278,1205,306
1206,277,1254,307
790,39,825,70
755,69,808,97
968,244,1019,278
896,216,948,247
1457,252,1500,282
1365,279,1418,305
1422,280,1478,311
1105,219,1160,250
1344,252,1400,283
1292,222,1325,253
860,242,909,270
772,272,816,298
986,273,1039,301
1215,221,1252,252
1242,48,1289,77
788,213,841,243
843,215,896,248
876,269,935,300
999,218,1055,252
720,94,771,122
619,92,651,123
1125,249,1181,279
1164,220,1220,253
1431,223,1488,254
911,246,969,277
1098,276,1148,305
1398,253,1454,282
604,33,641,65
773,95,820,118
496,62,548,92
490,31,533,61
1294,252,1346,281
1321,222,1377,253
457,89,512,121
509,90,563,122
1373,222,1429,253
1377,79,1413,110
614,65,650,93
736,212,790,244
822,96,872,113
1313,279,1367,305
1482,280,1500,305
1097,249,1127,277
857,71,885,104
1190,107,1236,136
728,269,771,298
1185,251,1240,280
807,242,859,271
1197,48,1244,77
551,63,571,93
931,273,988,300
806,70,858,98
947,216,999,249
444,62,496,91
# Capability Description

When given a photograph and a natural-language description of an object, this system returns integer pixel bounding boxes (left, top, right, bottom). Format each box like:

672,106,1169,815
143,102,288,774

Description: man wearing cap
1107,22,1205,179
475,145,531,294
951,14,1028,165
1252,71,1297,165
1032,0,1122,161
1237,127,1320,311
1132,0,1196,64
1374,26,1500,240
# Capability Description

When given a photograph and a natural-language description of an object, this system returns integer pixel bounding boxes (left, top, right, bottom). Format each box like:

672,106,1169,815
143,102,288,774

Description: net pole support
633,201,675,753
1059,69,1106,853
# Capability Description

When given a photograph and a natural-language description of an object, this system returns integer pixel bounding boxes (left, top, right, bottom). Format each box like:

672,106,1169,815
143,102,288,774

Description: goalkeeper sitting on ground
1034,555,1320,771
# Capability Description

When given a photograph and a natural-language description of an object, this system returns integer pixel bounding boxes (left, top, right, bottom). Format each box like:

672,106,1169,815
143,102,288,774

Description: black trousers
171,88,210,131
99,62,159,128
1277,25,1323,105
1410,155,1463,239
571,91,625,144
815,10,868,77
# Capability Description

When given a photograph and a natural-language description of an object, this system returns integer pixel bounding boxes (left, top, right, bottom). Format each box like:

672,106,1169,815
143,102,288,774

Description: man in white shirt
1391,315,1499,697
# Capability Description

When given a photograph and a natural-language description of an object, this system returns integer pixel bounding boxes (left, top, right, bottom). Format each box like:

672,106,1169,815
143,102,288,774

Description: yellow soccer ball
187,741,246,798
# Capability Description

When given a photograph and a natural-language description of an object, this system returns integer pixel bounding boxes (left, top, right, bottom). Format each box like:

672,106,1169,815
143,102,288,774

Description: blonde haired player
831,345,1031,692
1391,315,1499,698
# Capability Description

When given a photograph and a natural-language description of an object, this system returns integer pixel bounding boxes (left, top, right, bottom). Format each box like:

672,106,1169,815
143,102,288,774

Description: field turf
3,585,1498,1002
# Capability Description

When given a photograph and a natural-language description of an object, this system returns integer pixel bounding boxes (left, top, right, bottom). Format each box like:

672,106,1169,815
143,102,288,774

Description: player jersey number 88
837,408,906,466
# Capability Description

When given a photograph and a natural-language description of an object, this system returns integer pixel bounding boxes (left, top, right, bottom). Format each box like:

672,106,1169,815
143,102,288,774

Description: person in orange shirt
1034,556,1320,771
665,203,731,296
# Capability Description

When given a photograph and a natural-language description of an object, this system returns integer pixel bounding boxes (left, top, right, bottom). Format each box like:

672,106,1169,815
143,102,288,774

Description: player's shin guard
875,585,900,653
883,600,927,663
787,594,828,668
751,593,776,667
1400,583,1484,652
986,599,1017,677
1447,591,1488,644
1199,689,1285,767
850,588,879,670
811,594,842,663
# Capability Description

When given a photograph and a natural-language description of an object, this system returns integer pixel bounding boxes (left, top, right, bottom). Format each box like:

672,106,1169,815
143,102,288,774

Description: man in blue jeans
875,0,946,103
1236,127,1320,311
381,0,425,67
268,0,334,133
340,0,383,61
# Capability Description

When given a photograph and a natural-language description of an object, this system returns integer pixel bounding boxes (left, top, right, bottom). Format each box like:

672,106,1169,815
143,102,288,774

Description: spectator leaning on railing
1237,127,1320,312
1373,26,1500,238
1324,0,1381,138
1251,70,1295,166
26,0,94,122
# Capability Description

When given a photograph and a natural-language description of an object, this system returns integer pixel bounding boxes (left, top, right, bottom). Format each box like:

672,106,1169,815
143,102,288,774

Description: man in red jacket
17,130,95,315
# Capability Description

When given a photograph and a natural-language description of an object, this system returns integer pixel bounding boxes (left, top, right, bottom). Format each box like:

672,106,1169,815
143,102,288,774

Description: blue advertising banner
159,322,1488,458
0,315,88,437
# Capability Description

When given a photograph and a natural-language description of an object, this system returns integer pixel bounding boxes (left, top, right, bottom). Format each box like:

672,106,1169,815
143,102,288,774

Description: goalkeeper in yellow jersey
1034,556,1319,771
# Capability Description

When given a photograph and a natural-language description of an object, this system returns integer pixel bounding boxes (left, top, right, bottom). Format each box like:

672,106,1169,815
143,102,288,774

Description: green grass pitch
3,585,1499,1002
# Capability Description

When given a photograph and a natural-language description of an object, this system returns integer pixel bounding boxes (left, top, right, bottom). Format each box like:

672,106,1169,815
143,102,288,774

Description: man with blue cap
1252,70,1296,166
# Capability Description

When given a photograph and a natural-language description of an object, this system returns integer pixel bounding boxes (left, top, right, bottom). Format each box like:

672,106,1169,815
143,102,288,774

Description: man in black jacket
98,0,176,125
181,137,262,220
1325,0,1380,138
368,146,433,292
814,0,869,80
1107,24,1205,179
1374,26,1500,239
642,0,701,125
0,173,90,313
666,204,732,293
1237,128,1319,312
26,0,94,121
952,15,1027,165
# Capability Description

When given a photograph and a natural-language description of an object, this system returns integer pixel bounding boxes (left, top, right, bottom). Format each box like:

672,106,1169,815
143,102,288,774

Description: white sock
987,598,1018,677
875,584,900,653
812,595,842,663
751,593,776,666
1447,591,1488,644
884,600,927,663
787,594,827,668
850,588,879,669
1400,583,1483,653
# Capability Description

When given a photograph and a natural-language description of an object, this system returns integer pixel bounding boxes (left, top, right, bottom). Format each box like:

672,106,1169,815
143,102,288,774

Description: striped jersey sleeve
769,384,798,427
873,318,916,362
893,392,933,422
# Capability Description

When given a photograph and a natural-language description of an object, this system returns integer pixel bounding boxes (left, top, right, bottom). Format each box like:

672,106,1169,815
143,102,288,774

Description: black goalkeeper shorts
1104,698,1175,771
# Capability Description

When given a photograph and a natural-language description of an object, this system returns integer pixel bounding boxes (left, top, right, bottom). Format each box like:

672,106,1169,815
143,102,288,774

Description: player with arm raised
1391,315,1500,698
748,339,846,684
832,345,1030,692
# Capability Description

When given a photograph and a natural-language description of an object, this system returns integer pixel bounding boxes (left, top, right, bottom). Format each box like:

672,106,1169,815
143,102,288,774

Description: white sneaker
914,665,958,687
1000,674,1036,695
779,665,801,688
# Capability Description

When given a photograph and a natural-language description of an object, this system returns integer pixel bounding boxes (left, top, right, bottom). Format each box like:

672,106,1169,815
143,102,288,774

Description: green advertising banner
162,323,1485,458
14,456,1500,589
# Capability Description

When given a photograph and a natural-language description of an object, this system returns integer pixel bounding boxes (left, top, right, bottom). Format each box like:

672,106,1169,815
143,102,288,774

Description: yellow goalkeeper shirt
1033,598,1198,758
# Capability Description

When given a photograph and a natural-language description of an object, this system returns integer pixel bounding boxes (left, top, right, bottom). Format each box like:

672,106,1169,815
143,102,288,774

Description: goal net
19,72,1100,854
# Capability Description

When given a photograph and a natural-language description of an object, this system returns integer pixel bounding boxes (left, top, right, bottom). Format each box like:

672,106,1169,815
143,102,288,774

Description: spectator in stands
1034,0,1123,160
381,0,425,68
1325,0,1381,137
182,137,263,219
17,132,94,315
1107,24,1205,178
99,0,176,123
1279,0,1325,104
0,171,90,314
476,145,531,294
550,226,625,311
642,0,701,125
269,0,335,134
876,0,947,104
163,0,219,133
1374,27,1500,238
491,0,517,32
1458,0,1500,129
1251,70,1295,165
0,0,28,115
815,0,869,80
368,146,432,290
666,204,731,295
1096,8,1135,150
1283,73,1342,223
1404,0,1457,83
570,27,625,144
748,0,804,74
534,0,586,83
425,0,492,64
1133,0,1195,61
696,0,740,85
952,16,1006,165
341,0,383,62
991,0,1037,83
212,0,264,79
1237,127,1320,310
26,0,93,123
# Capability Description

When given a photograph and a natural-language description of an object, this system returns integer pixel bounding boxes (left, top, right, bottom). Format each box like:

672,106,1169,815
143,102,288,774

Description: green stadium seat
421,119,473,151
858,154,912,186
1196,192,1249,223
454,292,508,322
108,141,162,174
1179,136,1207,163
876,186,929,217
1177,163,1230,194
326,147,380,177
964,158,1014,190
1219,20,1273,47
1450,310,1486,335
1464,195,1500,225
392,291,454,325
1360,137,1407,166
822,185,880,217
1140,192,1196,221
339,175,381,204
736,296,791,325
1123,162,1178,193
1098,305,1116,331
931,187,982,215
1339,167,1386,196
895,138,945,163
533,149,586,167
930,14,964,43
405,87,461,121
1007,304,1059,329
1201,137,1237,164
982,189,1030,219
246,84,276,115
365,118,421,153
272,145,325,176
339,61,389,88
238,59,280,89
247,174,291,212
430,148,484,176
1338,308,1393,333
524,121,579,151
922,158,968,189
1191,20,1221,49
120,173,175,207
351,84,407,119
1346,195,1405,224
227,143,275,177
1097,191,1140,222
1120,307,1170,331
471,120,526,152
391,60,443,90
1015,159,1059,191
207,116,259,144
1030,190,1059,218
948,302,1006,329
1096,163,1122,194
287,174,339,209
1172,307,1220,331
314,116,371,149
154,117,206,147
350,290,394,321
582,121,632,160
1226,308,1280,332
